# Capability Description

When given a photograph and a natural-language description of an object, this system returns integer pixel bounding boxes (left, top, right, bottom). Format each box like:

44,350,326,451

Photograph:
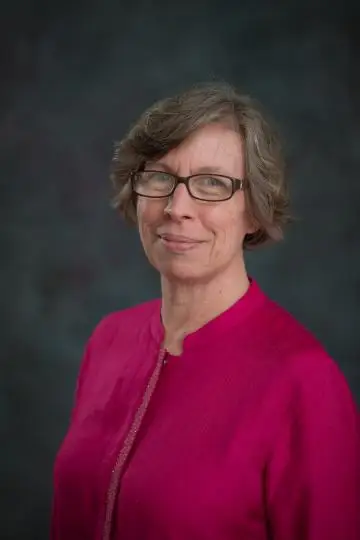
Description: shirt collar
149,278,266,352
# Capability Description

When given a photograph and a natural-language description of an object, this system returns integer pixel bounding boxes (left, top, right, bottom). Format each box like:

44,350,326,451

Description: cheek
205,200,248,247
213,219,244,256
136,198,146,223
137,199,155,227
136,201,150,245
137,199,163,245
137,198,165,222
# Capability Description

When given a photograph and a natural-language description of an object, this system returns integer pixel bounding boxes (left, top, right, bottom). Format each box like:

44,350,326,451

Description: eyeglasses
131,170,246,202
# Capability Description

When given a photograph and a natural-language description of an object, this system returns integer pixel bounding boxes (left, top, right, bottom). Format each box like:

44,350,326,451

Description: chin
156,260,208,283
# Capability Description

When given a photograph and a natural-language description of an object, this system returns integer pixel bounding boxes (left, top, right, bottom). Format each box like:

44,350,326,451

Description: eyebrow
146,162,234,177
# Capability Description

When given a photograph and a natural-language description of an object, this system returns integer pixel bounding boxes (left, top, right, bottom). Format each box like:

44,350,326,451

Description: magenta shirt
52,280,360,539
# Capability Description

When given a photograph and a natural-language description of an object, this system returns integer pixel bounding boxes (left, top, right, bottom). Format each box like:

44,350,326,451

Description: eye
190,174,233,200
133,170,174,196
204,176,226,187
195,175,230,190
152,171,170,180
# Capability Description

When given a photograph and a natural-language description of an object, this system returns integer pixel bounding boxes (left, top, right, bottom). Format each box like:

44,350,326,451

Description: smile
158,234,203,252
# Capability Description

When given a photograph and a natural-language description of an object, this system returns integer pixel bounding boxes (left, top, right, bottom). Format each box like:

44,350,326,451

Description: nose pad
164,183,193,217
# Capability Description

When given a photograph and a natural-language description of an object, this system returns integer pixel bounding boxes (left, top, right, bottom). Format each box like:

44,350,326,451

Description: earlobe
248,223,259,235
245,212,259,235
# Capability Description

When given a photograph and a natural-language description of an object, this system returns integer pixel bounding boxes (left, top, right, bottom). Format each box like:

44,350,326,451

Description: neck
160,259,249,355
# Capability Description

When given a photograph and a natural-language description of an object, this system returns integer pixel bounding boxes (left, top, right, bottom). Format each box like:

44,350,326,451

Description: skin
136,123,255,354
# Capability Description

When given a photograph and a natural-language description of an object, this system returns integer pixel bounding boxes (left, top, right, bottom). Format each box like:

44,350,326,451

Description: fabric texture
52,280,360,539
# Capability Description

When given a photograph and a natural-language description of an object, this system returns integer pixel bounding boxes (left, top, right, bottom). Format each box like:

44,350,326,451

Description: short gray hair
110,81,291,249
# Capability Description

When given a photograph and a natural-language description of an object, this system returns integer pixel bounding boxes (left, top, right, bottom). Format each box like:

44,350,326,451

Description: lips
157,233,203,252
159,233,200,243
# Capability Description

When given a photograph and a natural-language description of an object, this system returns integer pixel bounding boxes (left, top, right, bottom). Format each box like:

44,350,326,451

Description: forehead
155,123,245,177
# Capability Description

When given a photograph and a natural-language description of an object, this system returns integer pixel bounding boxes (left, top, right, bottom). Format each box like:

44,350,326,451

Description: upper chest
113,345,281,538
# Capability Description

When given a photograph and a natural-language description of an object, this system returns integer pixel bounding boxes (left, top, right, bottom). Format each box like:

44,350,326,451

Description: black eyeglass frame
130,169,246,202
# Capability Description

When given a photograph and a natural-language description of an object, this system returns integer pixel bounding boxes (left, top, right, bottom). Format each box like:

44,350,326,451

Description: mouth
157,234,203,252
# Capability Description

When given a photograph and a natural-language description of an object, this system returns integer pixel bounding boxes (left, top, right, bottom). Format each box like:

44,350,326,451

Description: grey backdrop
1,1,359,539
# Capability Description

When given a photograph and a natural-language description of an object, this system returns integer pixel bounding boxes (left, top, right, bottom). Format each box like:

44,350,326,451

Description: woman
52,82,360,540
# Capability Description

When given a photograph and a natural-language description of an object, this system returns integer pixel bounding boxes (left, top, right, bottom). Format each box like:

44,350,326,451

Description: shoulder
254,292,357,407
72,298,161,407
253,299,359,457
270,343,360,470
255,293,329,365
87,298,161,351
286,344,358,418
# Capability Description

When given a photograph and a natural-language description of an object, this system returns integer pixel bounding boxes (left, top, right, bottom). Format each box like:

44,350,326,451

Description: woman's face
136,123,254,282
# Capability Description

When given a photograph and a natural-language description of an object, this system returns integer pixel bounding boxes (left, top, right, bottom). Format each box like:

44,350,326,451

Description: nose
164,183,195,220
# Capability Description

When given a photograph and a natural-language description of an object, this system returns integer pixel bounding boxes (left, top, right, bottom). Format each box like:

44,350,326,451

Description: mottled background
1,1,359,538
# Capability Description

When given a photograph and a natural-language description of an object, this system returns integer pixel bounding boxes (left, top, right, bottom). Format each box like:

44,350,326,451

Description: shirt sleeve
266,349,360,540
69,340,92,423
70,313,116,423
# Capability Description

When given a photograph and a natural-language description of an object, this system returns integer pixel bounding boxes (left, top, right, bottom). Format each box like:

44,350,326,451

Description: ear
245,211,259,235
